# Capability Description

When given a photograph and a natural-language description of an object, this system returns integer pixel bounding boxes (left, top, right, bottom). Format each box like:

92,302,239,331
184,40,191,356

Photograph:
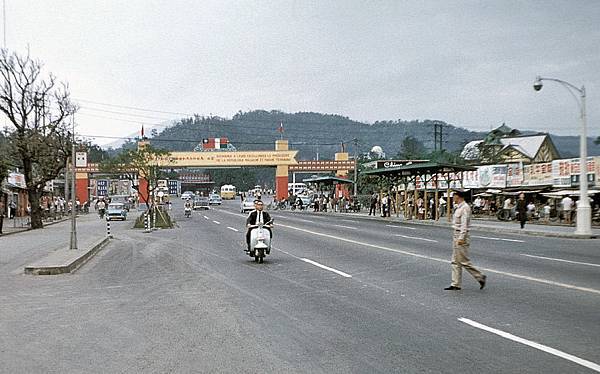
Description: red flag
278,122,284,133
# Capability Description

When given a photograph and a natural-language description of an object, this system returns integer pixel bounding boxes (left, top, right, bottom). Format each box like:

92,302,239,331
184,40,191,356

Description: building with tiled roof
461,124,560,165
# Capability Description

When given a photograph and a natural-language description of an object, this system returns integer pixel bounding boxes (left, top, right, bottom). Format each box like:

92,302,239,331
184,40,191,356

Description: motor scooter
184,207,192,218
248,220,273,263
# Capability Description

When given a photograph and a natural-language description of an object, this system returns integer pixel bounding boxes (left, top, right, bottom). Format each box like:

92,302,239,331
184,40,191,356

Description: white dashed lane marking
521,254,600,268
386,224,417,230
395,234,438,243
459,318,600,372
213,220,221,225
300,258,352,278
471,235,524,243
333,224,358,230
227,227,239,232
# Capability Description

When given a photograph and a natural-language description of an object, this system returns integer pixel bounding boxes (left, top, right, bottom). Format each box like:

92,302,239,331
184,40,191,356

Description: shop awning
361,162,476,178
302,176,355,185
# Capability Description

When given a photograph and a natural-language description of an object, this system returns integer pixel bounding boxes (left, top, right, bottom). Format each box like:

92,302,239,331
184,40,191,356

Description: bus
288,182,307,196
220,185,237,200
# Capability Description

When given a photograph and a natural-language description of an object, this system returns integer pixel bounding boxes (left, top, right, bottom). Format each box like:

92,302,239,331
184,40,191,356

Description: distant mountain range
107,110,599,160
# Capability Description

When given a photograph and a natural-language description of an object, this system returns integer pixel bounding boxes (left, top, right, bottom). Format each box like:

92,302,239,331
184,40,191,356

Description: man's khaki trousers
451,233,484,288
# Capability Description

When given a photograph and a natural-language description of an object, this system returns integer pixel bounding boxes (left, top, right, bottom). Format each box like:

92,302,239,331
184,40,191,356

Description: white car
181,191,194,199
209,194,222,205
240,199,255,213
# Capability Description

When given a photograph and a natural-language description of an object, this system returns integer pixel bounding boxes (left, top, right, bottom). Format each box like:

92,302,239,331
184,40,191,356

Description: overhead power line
74,98,195,116
80,106,175,121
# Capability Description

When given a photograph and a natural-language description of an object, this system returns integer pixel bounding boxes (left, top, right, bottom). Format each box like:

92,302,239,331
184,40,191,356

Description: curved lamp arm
535,76,585,111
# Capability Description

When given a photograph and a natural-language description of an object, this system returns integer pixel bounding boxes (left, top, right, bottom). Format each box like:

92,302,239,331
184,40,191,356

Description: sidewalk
0,213,110,275
0,215,72,236
294,209,600,239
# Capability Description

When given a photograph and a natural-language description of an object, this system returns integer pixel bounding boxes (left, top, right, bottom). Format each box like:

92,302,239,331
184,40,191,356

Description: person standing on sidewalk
381,193,389,217
369,192,378,216
444,189,487,291
0,200,4,235
561,195,573,225
516,193,527,229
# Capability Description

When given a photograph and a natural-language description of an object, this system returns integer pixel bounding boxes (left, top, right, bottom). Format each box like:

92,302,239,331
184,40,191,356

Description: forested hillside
110,110,599,160
143,110,483,160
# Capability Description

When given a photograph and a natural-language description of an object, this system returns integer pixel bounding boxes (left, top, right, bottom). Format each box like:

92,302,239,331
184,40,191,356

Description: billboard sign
551,159,571,187
505,162,523,187
523,162,553,186
478,165,507,188
97,180,108,196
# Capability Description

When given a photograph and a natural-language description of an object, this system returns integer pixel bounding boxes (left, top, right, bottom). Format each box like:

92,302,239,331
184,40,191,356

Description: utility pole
69,116,78,250
439,123,443,152
353,138,358,197
433,123,444,152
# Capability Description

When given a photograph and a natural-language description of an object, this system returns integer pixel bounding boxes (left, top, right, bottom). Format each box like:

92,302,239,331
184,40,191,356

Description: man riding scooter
245,200,272,252
184,198,192,217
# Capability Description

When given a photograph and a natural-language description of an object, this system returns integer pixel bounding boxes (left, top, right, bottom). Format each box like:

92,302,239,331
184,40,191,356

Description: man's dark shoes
479,275,487,290
444,286,461,291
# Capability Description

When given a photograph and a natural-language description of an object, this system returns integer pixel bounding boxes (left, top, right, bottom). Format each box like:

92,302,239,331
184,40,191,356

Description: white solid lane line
521,254,600,268
276,223,600,295
300,258,352,278
333,224,358,230
458,318,600,373
472,235,525,243
213,220,221,225
395,234,438,243
227,227,239,232
386,224,417,230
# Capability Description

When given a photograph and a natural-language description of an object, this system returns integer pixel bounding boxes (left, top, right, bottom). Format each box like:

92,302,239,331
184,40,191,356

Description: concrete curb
289,211,599,239
24,236,110,275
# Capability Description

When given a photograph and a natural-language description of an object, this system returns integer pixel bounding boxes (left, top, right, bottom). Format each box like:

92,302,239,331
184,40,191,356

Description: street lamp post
534,76,591,236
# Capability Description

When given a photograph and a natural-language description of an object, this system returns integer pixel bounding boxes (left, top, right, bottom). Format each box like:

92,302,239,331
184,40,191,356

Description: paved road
1,199,599,373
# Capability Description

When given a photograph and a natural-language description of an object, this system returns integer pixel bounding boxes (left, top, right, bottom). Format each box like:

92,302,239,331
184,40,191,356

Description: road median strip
24,237,110,275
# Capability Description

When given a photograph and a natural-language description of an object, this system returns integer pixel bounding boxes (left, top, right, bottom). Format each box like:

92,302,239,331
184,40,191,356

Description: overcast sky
6,0,600,145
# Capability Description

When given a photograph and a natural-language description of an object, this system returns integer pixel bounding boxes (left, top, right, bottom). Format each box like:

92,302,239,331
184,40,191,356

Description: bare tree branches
0,49,77,229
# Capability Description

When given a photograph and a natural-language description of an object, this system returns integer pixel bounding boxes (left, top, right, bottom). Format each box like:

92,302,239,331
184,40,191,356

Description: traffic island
24,237,110,275
133,207,174,229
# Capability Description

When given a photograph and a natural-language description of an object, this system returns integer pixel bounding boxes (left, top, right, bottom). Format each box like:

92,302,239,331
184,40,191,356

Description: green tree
83,141,109,163
398,136,426,159
100,145,171,212
0,49,77,229
595,136,599,145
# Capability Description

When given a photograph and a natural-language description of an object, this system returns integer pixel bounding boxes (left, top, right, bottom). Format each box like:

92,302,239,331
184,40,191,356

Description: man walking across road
444,189,487,291
516,193,527,229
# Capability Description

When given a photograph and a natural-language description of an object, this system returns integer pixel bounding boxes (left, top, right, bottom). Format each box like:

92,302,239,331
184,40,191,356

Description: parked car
209,193,222,205
107,203,127,221
240,199,255,213
193,196,210,210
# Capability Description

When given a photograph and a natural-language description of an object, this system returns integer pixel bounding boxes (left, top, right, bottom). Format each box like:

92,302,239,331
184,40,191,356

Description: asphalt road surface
2,198,599,373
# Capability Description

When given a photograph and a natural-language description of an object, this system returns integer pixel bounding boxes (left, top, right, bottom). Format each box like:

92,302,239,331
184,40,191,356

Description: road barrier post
106,216,112,238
